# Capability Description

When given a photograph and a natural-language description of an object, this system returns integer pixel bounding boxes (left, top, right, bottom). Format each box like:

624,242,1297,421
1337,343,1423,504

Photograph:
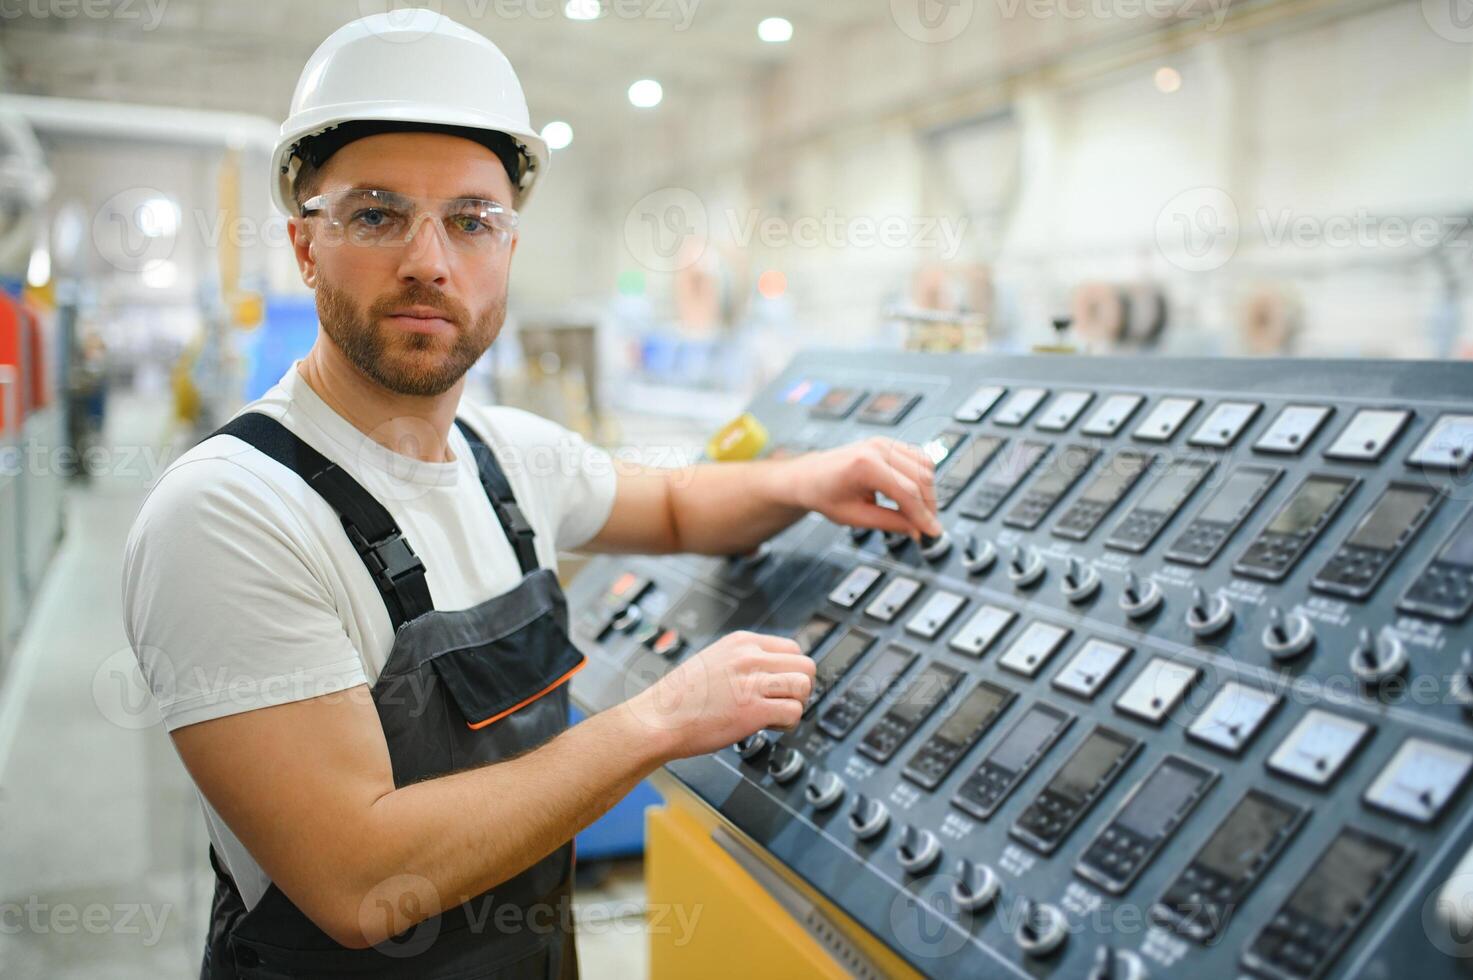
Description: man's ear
287,218,317,288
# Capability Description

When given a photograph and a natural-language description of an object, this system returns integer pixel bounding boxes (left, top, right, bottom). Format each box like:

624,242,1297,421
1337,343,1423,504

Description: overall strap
211,412,434,631
454,417,541,576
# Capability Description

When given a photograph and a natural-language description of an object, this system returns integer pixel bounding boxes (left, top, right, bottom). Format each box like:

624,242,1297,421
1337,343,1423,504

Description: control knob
1008,546,1046,589
1014,899,1068,957
849,525,873,544
804,768,846,811
734,733,769,762
919,529,953,562
1060,557,1101,604
1262,606,1316,662
1349,626,1408,686
848,794,890,841
1185,587,1234,638
767,745,806,784
1087,945,1149,980
951,858,1001,912
883,530,910,552
1119,572,1163,620
895,824,941,875
960,533,997,575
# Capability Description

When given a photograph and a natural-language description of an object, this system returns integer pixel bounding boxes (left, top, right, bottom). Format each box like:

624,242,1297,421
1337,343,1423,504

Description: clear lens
302,189,518,253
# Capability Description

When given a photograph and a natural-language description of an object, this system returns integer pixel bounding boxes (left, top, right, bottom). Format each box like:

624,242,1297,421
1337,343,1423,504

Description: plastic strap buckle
346,523,426,585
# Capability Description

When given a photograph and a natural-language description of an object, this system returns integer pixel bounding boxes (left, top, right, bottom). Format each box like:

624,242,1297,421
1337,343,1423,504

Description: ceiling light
541,121,574,151
1154,66,1182,94
141,259,179,289
564,0,602,20
628,79,663,108
758,17,793,43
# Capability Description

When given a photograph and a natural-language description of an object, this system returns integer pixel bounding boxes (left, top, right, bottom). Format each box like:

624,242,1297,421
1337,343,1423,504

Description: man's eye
350,207,400,227
449,214,487,234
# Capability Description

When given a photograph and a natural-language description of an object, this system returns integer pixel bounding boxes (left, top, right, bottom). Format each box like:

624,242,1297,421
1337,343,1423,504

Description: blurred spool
1071,282,1125,347
1121,284,1167,349
1240,284,1301,356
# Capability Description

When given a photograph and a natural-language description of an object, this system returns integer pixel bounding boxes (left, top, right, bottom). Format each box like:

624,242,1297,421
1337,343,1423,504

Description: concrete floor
0,391,649,978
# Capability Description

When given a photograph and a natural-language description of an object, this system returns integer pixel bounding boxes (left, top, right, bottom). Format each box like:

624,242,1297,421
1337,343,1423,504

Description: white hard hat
270,10,548,216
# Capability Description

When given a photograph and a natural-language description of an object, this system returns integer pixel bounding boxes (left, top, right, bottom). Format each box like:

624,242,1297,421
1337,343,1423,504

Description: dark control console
568,352,1473,978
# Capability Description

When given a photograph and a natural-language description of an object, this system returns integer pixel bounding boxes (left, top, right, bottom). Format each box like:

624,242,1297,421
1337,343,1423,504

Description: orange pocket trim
465,657,588,731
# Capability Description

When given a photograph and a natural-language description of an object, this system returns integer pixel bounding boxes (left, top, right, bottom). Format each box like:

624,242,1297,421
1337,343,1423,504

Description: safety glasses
299,188,519,253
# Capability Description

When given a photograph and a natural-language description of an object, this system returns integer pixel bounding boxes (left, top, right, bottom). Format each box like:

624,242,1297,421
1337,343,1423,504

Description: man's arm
171,629,813,949
587,436,940,556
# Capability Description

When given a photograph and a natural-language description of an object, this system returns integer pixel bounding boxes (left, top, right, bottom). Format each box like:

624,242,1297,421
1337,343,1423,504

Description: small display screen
980,441,1050,492
1114,759,1208,841
1136,458,1212,513
1048,728,1133,804
813,628,875,695
945,435,1002,477
794,613,838,655
1346,486,1437,552
1197,792,1300,881
932,683,1011,746
1286,831,1403,930
990,706,1067,773
889,663,962,726
1266,476,1352,535
837,644,916,710
1080,451,1153,504
922,428,968,466
1027,446,1098,500
1439,511,1473,568
1198,467,1279,524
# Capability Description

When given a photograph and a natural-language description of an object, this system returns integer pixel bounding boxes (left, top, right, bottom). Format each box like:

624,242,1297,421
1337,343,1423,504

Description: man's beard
315,278,504,397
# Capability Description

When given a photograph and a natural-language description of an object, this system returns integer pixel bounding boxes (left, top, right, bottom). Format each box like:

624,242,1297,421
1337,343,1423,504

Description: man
123,11,941,978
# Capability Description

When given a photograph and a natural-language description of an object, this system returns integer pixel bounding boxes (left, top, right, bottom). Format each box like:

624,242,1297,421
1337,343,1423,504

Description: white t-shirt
121,362,617,907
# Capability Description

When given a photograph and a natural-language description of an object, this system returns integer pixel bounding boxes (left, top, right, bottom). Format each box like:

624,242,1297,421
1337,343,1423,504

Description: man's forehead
318,131,515,201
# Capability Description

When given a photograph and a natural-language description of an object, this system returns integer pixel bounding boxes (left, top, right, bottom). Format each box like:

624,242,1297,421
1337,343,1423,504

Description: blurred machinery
0,109,62,664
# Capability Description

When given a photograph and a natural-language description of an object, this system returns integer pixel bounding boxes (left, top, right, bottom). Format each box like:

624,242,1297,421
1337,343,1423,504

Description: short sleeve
462,405,618,552
122,453,369,732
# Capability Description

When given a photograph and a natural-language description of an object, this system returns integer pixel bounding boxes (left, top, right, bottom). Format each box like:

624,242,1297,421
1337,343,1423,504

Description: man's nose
395,215,451,285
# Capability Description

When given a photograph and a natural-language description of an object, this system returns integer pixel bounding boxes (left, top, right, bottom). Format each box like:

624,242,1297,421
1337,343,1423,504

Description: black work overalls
201,411,585,979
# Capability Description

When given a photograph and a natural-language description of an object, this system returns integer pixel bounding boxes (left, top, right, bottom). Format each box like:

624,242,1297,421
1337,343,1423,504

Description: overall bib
199,412,586,979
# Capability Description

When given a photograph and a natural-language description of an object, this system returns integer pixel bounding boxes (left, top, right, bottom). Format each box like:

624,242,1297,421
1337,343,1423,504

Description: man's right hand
625,630,816,760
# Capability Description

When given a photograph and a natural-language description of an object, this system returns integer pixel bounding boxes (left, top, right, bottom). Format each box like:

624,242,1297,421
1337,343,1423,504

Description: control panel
568,352,1473,979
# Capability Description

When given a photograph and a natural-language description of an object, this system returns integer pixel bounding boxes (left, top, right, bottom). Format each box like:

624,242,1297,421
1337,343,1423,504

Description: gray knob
848,794,890,841
1060,557,1101,604
1088,945,1148,980
951,858,1001,912
884,530,910,552
896,824,941,875
767,746,806,784
804,768,846,811
1452,650,1473,709
849,525,873,544
961,534,997,575
1008,546,1046,589
919,529,953,562
1185,587,1234,638
734,733,769,761
1350,626,1408,685
1014,899,1068,957
1262,606,1315,662
611,604,643,632
1119,572,1163,619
